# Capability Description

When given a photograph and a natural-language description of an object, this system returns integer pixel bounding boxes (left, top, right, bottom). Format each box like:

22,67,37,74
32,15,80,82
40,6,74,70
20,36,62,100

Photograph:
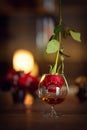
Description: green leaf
50,52,59,74
54,24,62,35
46,39,60,54
69,30,81,42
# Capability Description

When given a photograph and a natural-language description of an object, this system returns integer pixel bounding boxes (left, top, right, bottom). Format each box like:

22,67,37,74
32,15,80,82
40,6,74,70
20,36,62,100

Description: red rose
5,69,25,85
40,74,65,88
18,73,39,93
3,69,39,95
48,85,56,92
5,69,16,81
18,73,33,88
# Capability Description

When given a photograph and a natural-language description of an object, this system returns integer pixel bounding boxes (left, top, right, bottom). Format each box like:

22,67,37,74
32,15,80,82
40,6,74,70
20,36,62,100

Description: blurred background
0,0,87,85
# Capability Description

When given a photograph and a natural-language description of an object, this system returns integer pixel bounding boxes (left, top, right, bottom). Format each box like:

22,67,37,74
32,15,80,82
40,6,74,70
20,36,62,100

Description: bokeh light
13,49,34,73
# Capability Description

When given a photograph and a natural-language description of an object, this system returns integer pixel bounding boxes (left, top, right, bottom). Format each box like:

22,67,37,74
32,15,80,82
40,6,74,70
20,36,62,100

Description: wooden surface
0,92,87,130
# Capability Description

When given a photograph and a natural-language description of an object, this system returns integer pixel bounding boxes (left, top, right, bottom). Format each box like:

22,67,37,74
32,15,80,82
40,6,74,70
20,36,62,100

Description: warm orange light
13,49,34,73
31,62,39,77
24,93,34,106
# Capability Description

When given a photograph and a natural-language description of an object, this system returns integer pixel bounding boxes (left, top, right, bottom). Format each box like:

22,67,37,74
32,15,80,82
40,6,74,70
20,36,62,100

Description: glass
38,73,69,118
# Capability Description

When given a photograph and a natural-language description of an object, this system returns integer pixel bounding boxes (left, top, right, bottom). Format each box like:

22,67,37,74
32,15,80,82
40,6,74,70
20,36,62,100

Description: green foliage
46,39,60,54
49,24,62,41
45,1,81,74
46,25,81,74
69,30,81,42
54,24,62,36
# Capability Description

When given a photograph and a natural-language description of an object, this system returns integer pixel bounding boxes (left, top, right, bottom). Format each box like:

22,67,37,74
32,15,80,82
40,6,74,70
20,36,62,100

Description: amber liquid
41,96,65,105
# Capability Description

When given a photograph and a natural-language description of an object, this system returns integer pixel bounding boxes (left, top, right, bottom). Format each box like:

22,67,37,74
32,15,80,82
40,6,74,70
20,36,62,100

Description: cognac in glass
38,73,69,118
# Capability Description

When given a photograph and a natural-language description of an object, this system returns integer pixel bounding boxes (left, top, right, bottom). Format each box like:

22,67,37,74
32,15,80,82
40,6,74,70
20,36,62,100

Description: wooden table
0,92,87,130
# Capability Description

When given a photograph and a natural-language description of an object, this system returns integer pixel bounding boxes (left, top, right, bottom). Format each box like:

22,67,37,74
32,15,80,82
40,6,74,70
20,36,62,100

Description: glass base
43,106,63,118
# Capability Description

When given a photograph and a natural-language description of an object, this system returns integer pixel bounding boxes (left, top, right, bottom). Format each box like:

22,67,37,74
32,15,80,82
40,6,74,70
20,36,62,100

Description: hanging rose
40,74,65,89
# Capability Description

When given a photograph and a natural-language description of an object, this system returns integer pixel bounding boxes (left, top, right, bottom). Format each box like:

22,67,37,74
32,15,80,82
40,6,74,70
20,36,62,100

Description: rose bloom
18,73,39,94
40,74,65,89
2,69,39,96
4,69,25,90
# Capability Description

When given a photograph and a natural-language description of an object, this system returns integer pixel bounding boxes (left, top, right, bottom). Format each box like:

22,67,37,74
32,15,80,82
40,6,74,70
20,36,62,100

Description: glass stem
50,105,57,117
